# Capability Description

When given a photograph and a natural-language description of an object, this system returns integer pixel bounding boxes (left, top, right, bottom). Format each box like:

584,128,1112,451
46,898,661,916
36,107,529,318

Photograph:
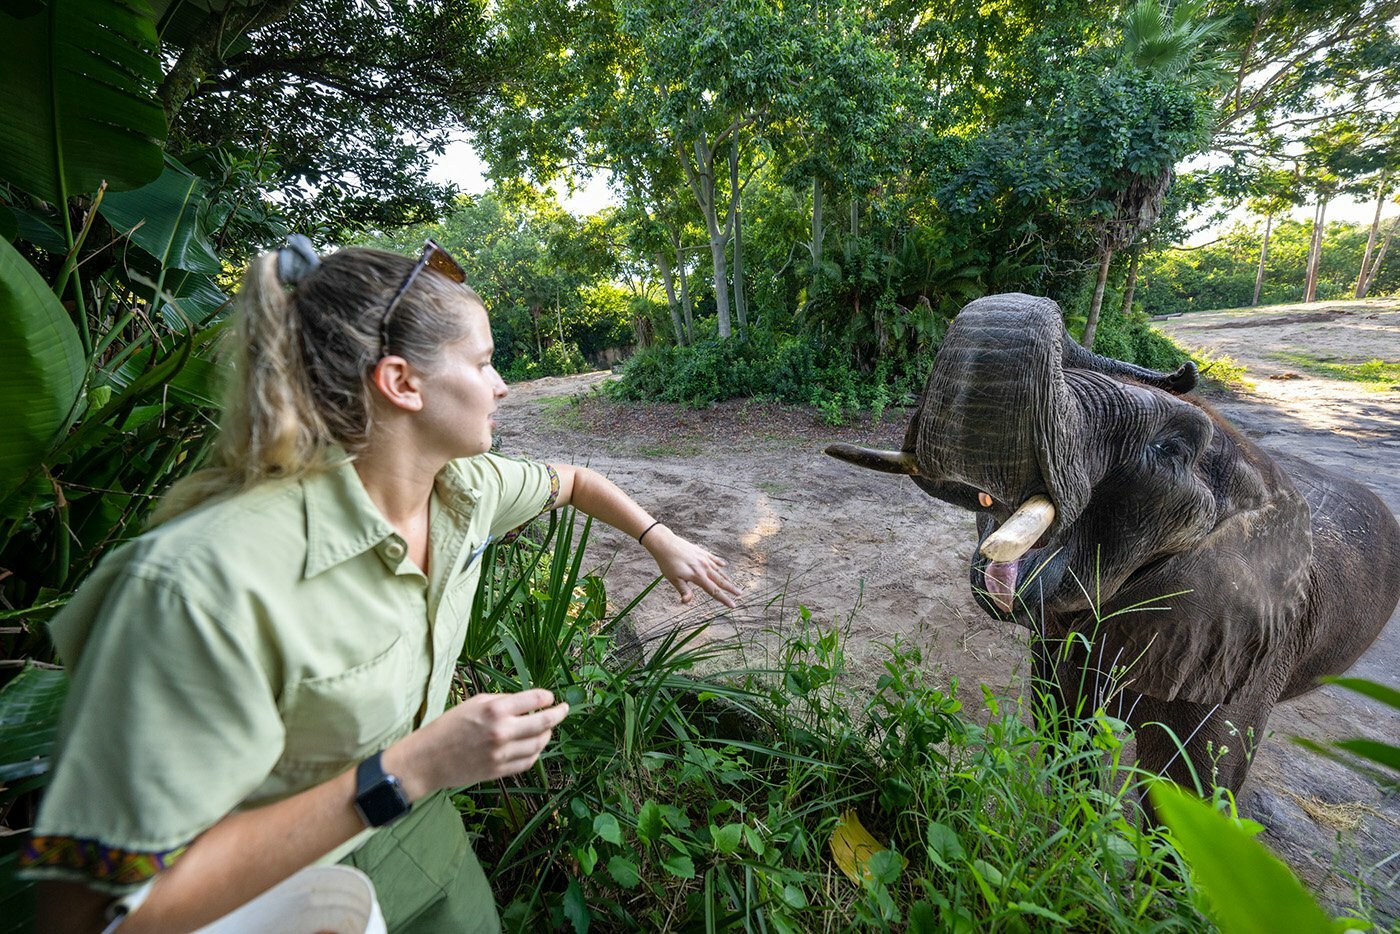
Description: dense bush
608,329,932,424
1091,308,1191,372
612,299,1191,419
1138,218,1399,314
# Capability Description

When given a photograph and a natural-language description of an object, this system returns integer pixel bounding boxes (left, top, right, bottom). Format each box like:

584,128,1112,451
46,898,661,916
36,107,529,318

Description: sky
428,134,1392,247
427,135,616,215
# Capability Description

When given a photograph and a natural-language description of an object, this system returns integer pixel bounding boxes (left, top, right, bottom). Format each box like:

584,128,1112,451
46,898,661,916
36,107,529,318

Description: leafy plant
456,521,1215,931
1149,784,1359,934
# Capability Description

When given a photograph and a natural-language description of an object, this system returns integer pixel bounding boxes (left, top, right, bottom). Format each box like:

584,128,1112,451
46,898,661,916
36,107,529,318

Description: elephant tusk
979,495,1056,563
824,443,921,476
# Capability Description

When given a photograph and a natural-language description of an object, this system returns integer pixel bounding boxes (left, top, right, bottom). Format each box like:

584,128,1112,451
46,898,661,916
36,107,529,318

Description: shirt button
384,540,406,561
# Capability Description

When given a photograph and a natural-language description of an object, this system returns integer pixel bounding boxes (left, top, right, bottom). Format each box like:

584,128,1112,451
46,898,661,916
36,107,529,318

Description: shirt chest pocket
279,634,415,768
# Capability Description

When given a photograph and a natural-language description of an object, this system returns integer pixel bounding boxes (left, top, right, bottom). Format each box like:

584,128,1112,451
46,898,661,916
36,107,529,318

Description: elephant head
828,293,1315,703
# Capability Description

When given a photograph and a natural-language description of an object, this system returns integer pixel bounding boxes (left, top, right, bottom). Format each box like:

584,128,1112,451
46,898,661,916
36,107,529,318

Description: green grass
539,395,587,431
1269,352,1400,390
1191,352,1255,391
634,441,700,459
456,515,1204,932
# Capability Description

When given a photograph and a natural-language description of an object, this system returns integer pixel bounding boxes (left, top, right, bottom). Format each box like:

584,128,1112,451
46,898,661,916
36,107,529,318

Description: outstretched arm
551,464,740,608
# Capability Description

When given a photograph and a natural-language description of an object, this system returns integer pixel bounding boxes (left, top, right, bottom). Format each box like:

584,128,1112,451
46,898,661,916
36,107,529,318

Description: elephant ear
1103,454,1313,705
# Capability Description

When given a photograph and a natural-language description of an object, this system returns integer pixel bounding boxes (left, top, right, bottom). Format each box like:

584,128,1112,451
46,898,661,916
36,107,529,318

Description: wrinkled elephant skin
827,293,1400,795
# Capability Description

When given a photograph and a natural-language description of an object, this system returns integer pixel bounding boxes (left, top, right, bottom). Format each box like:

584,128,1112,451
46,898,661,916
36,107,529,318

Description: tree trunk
1252,213,1273,306
1082,247,1113,348
1356,176,1389,298
678,137,731,338
811,175,824,273
656,251,687,347
730,139,748,340
1304,198,1328,303
1358,215,1398,299
1119,249,1141,316
677,248,696,341
850,198,859,236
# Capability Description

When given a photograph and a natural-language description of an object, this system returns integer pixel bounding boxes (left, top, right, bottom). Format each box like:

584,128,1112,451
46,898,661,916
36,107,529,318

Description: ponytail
152,244,476,525
153,253,332,523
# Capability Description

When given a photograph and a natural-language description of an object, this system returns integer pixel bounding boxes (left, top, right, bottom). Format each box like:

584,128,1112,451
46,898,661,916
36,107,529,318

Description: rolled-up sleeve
471,454,559,541
20,569,284,895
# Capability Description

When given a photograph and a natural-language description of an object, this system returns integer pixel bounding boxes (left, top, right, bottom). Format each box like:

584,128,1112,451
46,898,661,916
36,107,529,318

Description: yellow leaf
829,810,898,884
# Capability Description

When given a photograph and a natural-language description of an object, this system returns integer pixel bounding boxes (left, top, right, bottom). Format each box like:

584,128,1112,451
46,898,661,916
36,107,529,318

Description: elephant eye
1153,437,1185,459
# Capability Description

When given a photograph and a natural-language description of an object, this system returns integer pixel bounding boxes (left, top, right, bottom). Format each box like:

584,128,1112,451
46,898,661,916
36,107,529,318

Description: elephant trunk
910,294,1093,535
1061,340,1197,394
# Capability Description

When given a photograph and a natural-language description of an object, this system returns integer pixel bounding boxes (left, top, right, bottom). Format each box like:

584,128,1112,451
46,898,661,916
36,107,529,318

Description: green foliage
360,188,628,375
1089,307,1192,373
1149,785,1343,934
0,237,86,500
1140,219,1399,314
460,515,1211,931
0,0,167,207
166,0,502,244
609,329,931,422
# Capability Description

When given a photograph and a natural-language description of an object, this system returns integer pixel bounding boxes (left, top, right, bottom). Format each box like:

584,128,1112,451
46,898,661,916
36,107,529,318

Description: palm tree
1081,0,1225,348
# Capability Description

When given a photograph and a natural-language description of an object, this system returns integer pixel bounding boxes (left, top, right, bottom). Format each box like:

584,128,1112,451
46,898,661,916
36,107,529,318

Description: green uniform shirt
20,453,557,893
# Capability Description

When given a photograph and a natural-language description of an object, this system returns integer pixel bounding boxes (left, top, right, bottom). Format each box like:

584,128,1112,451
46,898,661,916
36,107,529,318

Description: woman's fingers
495,730,555,766
502,701,569,738
672,577,695,603
488,688,557,716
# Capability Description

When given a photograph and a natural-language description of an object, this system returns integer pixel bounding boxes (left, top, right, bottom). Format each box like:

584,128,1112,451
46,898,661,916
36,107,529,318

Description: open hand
643,526,742,608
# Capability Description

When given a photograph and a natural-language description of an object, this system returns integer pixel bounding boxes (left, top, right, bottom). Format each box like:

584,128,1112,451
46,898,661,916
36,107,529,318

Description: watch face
357,776,409,826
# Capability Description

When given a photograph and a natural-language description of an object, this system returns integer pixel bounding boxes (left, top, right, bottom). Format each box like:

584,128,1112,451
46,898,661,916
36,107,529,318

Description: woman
22,237,740,932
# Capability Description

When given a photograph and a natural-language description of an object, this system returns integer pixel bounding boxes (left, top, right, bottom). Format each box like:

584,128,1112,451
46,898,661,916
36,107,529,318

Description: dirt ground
495,297,1400,918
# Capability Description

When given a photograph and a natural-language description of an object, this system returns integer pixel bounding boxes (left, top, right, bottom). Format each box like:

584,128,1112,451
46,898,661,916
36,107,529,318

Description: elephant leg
1130,693,1274,801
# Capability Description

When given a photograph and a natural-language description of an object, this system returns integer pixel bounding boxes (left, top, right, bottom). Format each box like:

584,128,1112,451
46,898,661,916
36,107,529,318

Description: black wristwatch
354,751,411,827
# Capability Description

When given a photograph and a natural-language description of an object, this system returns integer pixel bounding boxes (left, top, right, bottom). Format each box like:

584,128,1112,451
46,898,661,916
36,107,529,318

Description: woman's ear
371,356,425,412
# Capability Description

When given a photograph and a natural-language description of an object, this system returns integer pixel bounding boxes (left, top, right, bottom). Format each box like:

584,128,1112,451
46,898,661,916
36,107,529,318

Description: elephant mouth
977,536,1057,615
976,494,1057,613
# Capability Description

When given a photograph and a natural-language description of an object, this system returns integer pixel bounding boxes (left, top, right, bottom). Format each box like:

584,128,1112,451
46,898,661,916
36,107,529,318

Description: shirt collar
302,454,481,579
302,456,398,579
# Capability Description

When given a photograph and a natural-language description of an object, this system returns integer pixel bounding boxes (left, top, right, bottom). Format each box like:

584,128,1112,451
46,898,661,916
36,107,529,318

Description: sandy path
496,299,1400,917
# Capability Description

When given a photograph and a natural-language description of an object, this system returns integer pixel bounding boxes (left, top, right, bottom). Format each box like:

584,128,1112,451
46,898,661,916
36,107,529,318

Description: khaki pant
341,791,500,934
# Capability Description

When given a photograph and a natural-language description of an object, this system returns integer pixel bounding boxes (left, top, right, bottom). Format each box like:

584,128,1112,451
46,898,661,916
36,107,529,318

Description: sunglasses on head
378,239,468,358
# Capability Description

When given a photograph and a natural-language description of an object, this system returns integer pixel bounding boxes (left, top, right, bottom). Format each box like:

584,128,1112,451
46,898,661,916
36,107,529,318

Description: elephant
827,292,1400,795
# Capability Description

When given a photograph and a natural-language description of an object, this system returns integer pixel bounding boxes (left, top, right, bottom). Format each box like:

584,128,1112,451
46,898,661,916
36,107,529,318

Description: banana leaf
8,206,67,253
105,319,229,407
0,236,85,506
0,664,69,783
0,0,167,206
101,163,222,275
0,206,16,242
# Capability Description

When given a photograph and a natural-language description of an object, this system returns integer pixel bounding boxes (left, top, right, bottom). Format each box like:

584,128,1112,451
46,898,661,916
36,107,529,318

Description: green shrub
542,341,588,377
459,513,1205,931
609,330,930,416
1092,309,1191,372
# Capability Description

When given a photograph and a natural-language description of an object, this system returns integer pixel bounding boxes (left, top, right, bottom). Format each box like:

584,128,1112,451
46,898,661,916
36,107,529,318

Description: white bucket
193,865,386,934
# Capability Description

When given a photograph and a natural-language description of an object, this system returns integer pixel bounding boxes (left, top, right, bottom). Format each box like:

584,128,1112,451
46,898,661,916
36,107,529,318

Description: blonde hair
153,246,482,524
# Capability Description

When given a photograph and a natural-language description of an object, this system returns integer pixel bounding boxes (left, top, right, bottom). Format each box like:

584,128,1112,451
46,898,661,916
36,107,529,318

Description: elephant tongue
984,561,1018,613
